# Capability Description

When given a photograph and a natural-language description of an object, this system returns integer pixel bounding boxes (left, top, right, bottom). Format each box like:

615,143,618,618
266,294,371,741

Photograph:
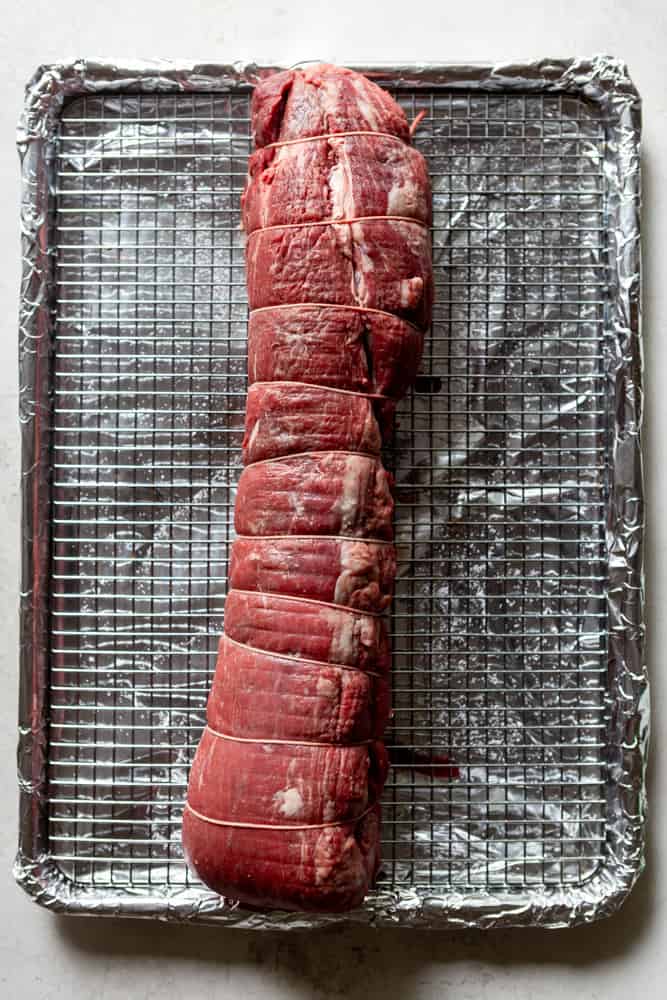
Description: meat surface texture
182,63,432,912
250,65,410,147
223,590,390,672
246,217,432,329
182,805,382,912
209,634,391,741
229,536,397,612
188,729,389,826
243,382,382,463
248,305,423,398
243,134,431,233
235,452,394,539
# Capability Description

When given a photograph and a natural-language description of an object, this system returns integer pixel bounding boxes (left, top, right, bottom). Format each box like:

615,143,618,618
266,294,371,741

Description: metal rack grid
48,86,609,897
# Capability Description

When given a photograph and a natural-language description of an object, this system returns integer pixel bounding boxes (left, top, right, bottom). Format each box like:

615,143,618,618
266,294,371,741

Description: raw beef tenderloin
235,452,394,539
248,304,423,399
228,536,396,611
183,63,432,912
224,590,389,672
250,64,411,147
188,732,389,826
243,133,431,233
246,217,432,329
208,635,390,743
243,382,382,464
182,804,382,912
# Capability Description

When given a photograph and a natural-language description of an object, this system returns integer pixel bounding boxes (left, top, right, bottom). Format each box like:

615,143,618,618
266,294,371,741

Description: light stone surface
0,2,664,996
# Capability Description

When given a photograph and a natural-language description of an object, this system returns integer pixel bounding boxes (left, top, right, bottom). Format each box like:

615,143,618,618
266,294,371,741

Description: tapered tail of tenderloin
183,62,433,912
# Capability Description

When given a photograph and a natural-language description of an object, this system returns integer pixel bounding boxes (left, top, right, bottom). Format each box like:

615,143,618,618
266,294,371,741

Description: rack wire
48,87,608,896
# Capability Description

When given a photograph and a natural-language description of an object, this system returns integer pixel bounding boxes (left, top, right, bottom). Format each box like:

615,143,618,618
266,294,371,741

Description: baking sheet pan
16,57,645,928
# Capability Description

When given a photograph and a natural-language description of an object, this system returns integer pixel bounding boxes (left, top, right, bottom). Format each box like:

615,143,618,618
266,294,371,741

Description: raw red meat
187,731,389,825
243,134,431,233
235,452,394,540
183,63,433,913
248,304,423,399
250,65,410,148
243,382,382,464
208,635,390,743
223,590,390,672
246,217,432,329
228,536,396,611
182,804,382,911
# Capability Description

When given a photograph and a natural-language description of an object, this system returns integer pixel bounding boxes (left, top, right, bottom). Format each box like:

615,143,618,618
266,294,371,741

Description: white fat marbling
327,137,355,219
273,786,305,818
338,454,365,533
324,606,356,664
316,673,338,700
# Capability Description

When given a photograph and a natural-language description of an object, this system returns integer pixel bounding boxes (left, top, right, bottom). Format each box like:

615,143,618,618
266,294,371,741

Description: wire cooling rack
47,84,609,903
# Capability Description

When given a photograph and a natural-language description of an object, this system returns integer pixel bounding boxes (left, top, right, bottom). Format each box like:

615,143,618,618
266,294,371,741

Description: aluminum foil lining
16,56,645,929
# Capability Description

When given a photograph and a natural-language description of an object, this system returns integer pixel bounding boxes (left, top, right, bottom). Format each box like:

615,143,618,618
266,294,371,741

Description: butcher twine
204,725,374,748
243,442,384,469
250,378,393,403
249,300,423,335
184,800,377,832
262,129,409,152
246,214,428,239
185,726,379,831
233,532,394,545
227,587,386,619
228,587,384,617
221,631,383,678
241,447,387,468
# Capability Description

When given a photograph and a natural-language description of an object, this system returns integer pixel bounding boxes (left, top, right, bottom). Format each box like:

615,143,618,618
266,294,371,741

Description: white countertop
1,2,664,997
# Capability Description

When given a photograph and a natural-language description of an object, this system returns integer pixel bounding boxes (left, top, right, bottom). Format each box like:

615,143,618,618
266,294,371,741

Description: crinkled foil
16,57,645,928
